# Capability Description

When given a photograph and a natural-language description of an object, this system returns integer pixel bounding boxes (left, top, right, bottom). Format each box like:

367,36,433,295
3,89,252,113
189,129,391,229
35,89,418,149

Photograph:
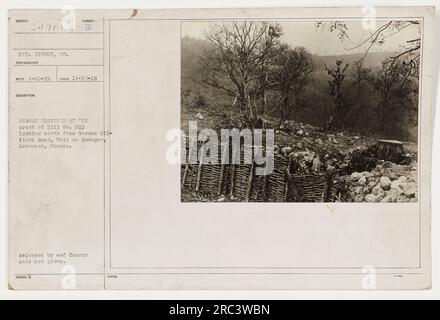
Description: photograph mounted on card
8,7,433,290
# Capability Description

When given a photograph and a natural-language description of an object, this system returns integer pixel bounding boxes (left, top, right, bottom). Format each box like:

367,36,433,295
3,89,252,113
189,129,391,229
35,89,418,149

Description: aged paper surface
8,7,434,289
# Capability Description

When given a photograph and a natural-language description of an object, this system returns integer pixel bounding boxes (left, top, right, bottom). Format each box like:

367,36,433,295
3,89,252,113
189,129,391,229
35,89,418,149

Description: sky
181,20,421,56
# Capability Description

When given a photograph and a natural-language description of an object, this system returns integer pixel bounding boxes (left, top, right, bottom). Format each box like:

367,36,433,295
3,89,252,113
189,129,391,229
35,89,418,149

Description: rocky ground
343,161,418,202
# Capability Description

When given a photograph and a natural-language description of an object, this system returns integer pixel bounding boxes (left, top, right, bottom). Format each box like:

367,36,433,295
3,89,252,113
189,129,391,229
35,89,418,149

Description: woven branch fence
181,144,338,202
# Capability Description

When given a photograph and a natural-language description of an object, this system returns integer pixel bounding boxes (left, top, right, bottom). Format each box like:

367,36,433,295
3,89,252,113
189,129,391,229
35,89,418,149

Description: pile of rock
346,161,418,202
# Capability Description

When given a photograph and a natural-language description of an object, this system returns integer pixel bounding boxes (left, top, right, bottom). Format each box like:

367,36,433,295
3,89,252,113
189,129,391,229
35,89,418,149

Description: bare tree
369,58,418,134
316,20,420,136
270,45,314,126
316,20,421,65
325,60,349,130
349,61,373,133
201,21,282,128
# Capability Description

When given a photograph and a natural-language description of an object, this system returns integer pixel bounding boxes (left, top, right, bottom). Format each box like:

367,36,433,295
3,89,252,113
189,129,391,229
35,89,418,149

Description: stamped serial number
169,304,270,317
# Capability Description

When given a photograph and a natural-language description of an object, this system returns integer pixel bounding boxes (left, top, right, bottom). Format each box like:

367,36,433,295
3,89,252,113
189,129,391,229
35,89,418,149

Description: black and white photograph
180,19,421,203
4,5,436,293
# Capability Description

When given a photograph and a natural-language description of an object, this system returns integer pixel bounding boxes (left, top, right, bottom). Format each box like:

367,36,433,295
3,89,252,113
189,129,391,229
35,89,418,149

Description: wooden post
195,147,204,192
246,162,255,202
181,144,191,189
218,165,225,195
262,174,268,202
230,165,236,197
322,175,329,202
218,143,227,195
284,167,291,202
284,167,301,202
284,160,292,201
230,145,238,197
259,146,269,201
